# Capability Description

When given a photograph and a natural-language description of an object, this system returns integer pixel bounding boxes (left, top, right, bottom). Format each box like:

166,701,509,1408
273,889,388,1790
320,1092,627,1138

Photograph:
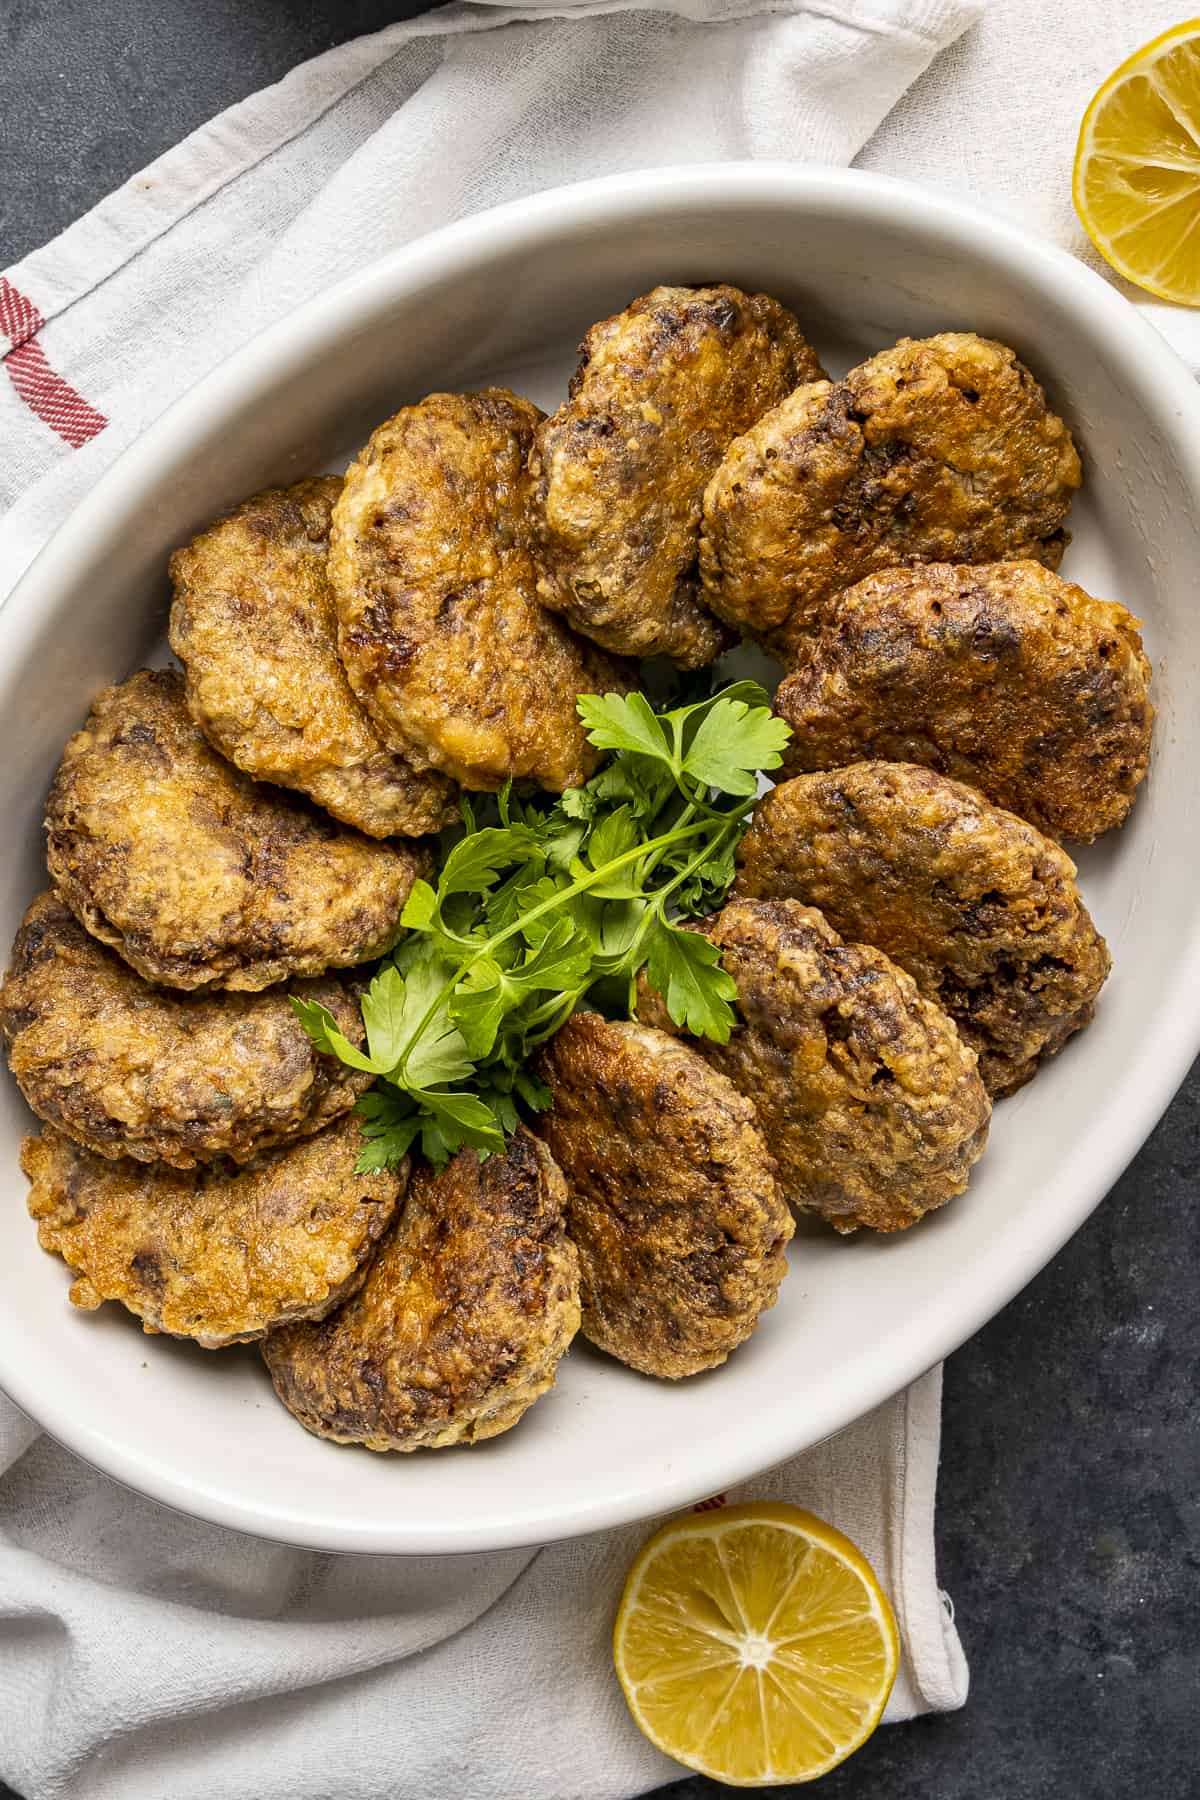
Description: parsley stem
637,799,697,884
515,813,745,1050
620,813,743,984
394,816,718,1086
312,680,792,1169
523,989,582,1045
484,817,714,955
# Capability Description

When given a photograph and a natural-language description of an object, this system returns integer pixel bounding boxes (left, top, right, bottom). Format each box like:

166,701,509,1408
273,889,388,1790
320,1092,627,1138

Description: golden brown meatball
735,763,1111,1095
168,477,456,838
639,898,990,1234
774,561,1152,842
530,286,824,667
0,891,372,1167
533,1015,792,1379
45,670,426,992
700,333,1082,657
330,389,626,793
263,1130,579,1451
21,1115,404,1348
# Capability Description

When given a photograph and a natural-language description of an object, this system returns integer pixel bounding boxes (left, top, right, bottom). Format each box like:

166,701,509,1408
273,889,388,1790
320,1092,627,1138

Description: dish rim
3,161,1199,1554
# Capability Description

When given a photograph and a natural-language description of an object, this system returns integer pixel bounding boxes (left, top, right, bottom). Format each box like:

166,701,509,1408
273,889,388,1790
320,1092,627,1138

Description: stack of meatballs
0,284,1154,1453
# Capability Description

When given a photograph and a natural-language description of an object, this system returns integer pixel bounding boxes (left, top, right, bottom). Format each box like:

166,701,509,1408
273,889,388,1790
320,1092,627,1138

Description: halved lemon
1074,20,1200,303
613,1501,899,1787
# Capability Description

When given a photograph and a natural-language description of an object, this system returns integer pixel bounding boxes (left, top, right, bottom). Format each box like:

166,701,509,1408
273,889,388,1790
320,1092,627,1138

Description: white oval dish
1,166,1197,1555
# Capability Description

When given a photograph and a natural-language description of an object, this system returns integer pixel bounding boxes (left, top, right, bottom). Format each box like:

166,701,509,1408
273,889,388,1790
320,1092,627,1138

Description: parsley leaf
576,692,672,765
354,1087,423,1171
437,826,538,896
681,695,793,795
585,756,672,822
359,964,411,1070
448,960,512,1060
583,805,644,898
394,957,475,1089
513,1067,553,1112
399,878,438,932
290,997,384,1074
415,1088,505,1159
296,682,791,1171
513,917,594,991
645,919,740,1044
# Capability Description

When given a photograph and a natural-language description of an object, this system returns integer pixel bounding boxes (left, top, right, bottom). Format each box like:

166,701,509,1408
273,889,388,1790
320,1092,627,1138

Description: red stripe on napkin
6,340,108,448
0,276,45,350
1,277,107,448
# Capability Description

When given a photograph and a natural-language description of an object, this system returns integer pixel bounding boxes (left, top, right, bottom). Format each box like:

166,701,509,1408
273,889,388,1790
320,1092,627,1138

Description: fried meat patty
774,561,1153,842
263,1130,579,1451
0,891,372,1167
639,899,990,1234
735,763,1111,1095
21,1114,404,1347
530,285,825,668
331,389,625,793
168,477,456,838
45,670,425,992
534,1015,792,1379
700,333,1082,657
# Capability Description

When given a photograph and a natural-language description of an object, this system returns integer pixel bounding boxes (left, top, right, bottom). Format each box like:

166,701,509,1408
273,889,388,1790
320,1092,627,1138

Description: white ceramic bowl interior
1,167,1198,1553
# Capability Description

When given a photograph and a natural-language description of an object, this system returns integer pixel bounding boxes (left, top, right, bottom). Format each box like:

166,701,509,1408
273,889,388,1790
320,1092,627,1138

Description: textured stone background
2,5,1198,1796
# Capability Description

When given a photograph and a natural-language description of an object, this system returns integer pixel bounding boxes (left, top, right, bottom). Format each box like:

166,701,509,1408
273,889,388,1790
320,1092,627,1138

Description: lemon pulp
613,1501,899,1787
1074,20,1200,303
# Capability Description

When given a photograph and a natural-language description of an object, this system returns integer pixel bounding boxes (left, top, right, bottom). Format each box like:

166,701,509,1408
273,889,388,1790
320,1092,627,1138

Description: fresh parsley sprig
293,682,791,1172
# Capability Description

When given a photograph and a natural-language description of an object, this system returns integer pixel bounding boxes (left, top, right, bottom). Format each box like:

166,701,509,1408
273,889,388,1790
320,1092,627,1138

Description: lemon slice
1074,20,1200,303
613,1501,899,1787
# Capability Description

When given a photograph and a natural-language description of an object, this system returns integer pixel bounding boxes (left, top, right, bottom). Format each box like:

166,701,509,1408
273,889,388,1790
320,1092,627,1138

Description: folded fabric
0,1,1076,1797
855,0,1200,369
0,0,980,598
0,1372,964,1800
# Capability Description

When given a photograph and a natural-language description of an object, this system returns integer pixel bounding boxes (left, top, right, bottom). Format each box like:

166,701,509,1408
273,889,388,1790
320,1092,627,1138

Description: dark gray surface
663,1062,1200,1800
0,0,438,264
1,5,1198,1798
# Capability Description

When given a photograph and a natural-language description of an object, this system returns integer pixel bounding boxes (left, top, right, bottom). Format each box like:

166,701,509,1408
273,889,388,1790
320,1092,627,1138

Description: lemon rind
613,1502,900,1788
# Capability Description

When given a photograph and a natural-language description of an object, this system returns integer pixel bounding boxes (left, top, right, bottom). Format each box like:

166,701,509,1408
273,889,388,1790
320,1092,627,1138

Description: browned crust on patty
530,286,825,667
331,389,628,793
169,476,456,838
21,1114,404,1347
533,1015,792,1378
639,898,991,1233
0,890,373,1166
45,669,427,992
700,333,1082,657
735,763,1111,1095
263,1130,580,1450
773,560,1153,842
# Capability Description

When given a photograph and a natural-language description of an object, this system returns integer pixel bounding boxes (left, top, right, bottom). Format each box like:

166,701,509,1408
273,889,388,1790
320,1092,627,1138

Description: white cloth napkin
0,4,984,1791
0,1374,962,1800
0,0,980,593
0,0,1186,1794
